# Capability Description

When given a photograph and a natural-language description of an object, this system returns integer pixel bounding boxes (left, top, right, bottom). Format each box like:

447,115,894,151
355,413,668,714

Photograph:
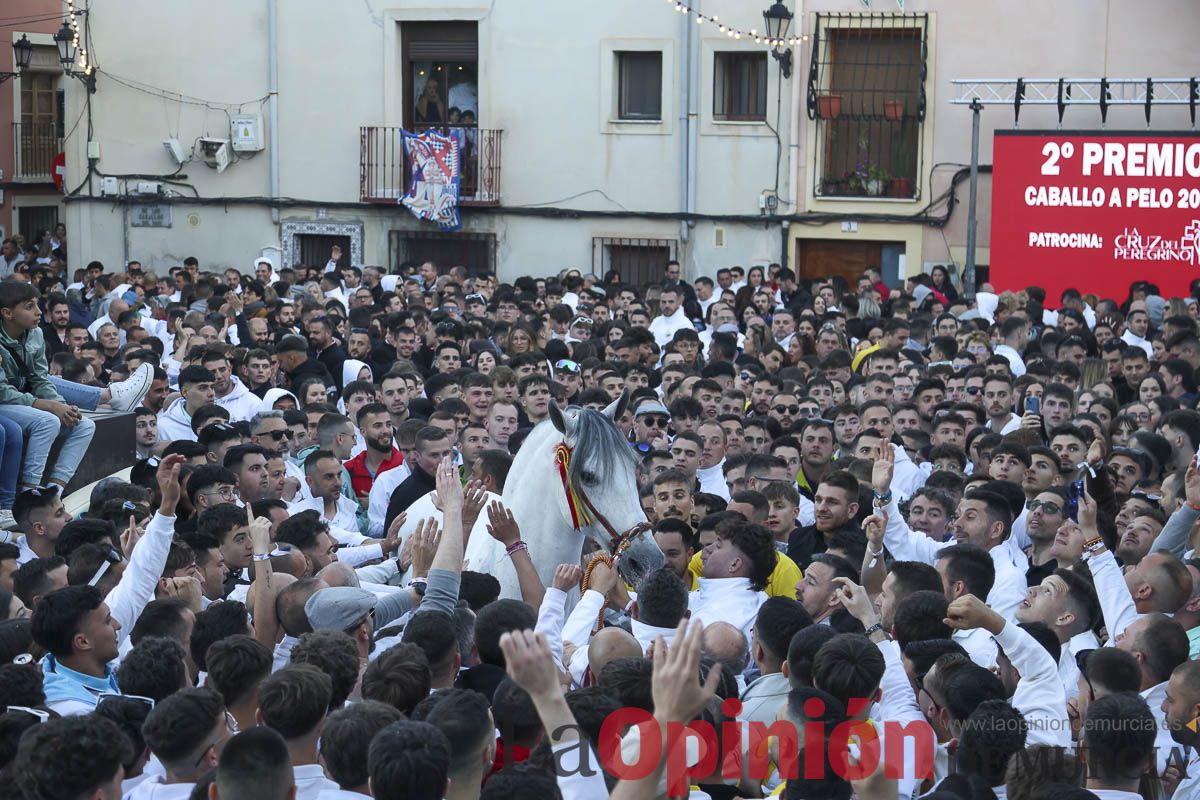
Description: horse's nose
627,557,642,574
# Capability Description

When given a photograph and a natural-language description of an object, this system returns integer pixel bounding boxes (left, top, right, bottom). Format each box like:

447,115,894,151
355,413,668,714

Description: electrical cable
63,164,990,229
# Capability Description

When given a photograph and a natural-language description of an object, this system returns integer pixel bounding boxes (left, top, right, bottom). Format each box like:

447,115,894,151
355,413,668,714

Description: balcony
360,126,501,207
13,122,61,182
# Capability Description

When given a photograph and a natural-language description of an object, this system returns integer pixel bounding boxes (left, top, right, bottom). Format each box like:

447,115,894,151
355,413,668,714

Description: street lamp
763,1,794,79
1,34,34,85
54,19,95,92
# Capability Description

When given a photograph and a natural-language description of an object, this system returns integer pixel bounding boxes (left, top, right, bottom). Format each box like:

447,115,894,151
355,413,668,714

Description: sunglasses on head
21,485,59,498
555,359,581,374
465,293,486,304
89,545,125,587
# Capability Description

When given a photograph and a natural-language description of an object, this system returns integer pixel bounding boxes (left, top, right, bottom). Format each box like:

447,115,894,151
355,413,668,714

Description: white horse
398,393,664,599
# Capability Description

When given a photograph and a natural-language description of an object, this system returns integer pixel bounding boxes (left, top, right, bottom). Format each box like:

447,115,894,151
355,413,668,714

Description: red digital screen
989,130,1200,301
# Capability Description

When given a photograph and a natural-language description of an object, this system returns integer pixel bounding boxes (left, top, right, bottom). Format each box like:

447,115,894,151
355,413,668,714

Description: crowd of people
0,239,1197,800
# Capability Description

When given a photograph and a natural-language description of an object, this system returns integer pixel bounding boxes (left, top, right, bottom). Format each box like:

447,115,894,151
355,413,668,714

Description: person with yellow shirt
688,508,803,598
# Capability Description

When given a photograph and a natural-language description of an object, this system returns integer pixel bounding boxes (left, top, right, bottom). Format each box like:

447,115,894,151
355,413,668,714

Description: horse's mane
564,405,639,484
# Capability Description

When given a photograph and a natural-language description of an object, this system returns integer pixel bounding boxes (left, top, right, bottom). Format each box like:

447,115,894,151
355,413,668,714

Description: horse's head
548,391,664,590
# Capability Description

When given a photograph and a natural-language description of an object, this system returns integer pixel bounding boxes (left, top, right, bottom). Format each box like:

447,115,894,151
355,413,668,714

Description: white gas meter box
230,114,265,152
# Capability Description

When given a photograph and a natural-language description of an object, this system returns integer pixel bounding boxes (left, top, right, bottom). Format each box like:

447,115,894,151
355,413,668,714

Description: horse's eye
580,470,598,484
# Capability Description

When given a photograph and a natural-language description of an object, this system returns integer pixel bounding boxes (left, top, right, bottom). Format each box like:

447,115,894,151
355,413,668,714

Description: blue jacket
42,654,120,710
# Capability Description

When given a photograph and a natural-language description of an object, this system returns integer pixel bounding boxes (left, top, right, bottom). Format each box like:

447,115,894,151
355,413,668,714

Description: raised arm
874,446,941,564
247,505,279,649
105,455,185,644
486,500,545,610
1079,487,1139,639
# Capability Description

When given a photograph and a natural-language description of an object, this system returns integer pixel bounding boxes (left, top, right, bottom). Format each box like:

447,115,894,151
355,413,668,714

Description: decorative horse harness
553,442,651,558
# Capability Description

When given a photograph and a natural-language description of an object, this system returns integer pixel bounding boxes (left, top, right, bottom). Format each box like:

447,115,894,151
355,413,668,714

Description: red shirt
343,446,404,498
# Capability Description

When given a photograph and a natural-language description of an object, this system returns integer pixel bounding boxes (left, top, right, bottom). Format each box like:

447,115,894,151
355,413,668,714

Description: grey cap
715,323,740,334
304,586,375,631
634,401,670,418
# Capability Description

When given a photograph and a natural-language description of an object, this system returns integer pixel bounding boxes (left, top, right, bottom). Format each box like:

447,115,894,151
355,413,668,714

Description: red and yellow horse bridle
553,442,651,558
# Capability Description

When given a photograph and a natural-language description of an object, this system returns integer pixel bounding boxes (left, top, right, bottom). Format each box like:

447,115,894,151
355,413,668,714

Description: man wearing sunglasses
632,402,670,449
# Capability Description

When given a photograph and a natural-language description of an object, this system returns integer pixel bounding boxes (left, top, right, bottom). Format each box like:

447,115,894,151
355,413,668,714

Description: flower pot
864,179,884,197
887,177,913,198
817,94,842,119
884,100,904,121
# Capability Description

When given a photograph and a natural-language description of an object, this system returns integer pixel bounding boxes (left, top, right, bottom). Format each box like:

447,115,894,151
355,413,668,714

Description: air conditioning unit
198,138,231,173
162,138,187,165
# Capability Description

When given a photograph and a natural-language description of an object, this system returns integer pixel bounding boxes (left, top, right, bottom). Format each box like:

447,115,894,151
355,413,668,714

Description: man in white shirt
1121,305,1155,357
983,374,1021,434
993,316,1029,377
257,665,340,799
135,688,234,800
1015,568,1101,698
689,519,774,641
874,446,1028,624
648,285,693,349
317,702,404,799
946,594,1071,748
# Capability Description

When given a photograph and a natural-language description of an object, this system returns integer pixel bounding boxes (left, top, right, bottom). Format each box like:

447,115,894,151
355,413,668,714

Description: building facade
2,0,71,248
45,0,1200,286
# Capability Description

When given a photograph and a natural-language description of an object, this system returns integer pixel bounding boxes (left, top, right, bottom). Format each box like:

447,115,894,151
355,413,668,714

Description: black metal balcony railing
13,122,61,181
360,126,501,207
815,117,920,200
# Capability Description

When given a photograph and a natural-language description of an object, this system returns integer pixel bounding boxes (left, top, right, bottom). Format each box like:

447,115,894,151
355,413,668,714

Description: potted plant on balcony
848,161,889,197
816,93,843,119
887,137,915,198
884,99,904,121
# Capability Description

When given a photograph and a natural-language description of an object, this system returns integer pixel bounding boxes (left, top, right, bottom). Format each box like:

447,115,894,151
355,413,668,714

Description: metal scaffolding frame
951,77,1199,127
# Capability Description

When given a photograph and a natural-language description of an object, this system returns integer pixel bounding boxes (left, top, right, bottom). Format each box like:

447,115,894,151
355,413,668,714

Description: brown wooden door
795,238,884,286
19,73,59,177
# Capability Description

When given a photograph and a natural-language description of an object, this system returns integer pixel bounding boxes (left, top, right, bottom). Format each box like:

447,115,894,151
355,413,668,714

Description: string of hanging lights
662,0,808,48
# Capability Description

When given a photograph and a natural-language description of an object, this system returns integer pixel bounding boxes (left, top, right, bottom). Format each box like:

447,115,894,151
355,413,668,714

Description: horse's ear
603,389,631,421
549,400,567,433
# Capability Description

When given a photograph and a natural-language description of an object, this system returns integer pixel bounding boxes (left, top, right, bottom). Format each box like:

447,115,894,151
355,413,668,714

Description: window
402,22,479,131
617,52,662,120
296,234,350,269
390,230,496,277
714,52,767,121
807,13,928,199
17,69,61,179
592,237,677,287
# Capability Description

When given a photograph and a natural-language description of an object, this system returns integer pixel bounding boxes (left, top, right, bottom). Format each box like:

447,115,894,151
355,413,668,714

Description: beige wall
63,0,797,279
788,0,1200,281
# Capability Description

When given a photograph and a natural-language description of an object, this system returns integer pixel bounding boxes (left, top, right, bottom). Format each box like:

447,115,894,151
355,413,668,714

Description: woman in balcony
414,78,446,127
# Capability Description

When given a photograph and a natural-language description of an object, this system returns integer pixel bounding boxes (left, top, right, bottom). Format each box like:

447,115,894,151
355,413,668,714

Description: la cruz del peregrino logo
1113,220,1200,265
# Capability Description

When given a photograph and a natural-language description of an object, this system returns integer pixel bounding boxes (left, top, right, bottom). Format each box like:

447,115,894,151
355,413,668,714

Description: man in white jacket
202,349,261,422
873,445,1028,624
649,285,693,349
689,519,775,642
158,365,216,442
945,593,1071,748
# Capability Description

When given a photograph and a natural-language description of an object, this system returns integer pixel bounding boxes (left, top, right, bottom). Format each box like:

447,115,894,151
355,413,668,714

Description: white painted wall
63,0,796,279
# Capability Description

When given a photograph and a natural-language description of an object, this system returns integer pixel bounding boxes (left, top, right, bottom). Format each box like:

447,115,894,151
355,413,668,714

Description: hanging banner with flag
400,129,461,232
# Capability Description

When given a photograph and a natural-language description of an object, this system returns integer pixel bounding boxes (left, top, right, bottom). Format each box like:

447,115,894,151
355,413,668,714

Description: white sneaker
0,510,15,531
108,362,154,412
